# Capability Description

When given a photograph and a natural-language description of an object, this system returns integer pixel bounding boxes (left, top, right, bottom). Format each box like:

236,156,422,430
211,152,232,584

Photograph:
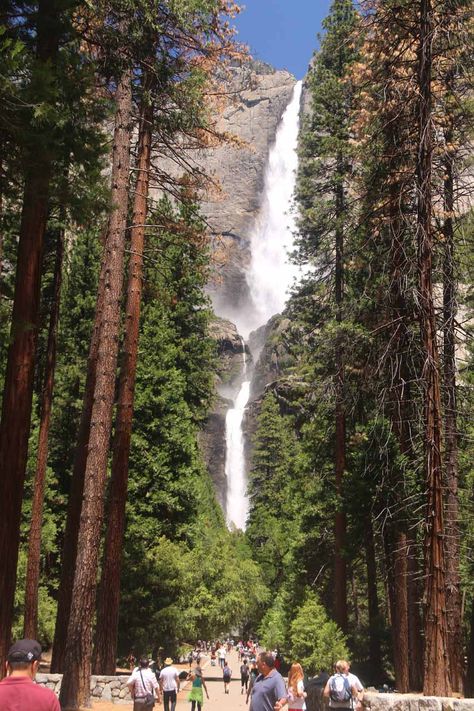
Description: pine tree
295,0,359,633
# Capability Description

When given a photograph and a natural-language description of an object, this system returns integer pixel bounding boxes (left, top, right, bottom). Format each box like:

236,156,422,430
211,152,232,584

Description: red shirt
0,675,61,710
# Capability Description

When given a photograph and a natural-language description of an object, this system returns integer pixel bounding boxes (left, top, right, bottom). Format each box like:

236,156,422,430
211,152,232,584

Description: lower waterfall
224,80,303,530
225,341,251,530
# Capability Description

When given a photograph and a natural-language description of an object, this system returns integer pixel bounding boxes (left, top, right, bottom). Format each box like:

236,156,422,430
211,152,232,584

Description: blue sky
233,0,333,79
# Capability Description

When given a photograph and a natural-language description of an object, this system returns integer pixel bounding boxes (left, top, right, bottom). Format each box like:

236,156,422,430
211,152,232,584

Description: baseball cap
8,639,42,663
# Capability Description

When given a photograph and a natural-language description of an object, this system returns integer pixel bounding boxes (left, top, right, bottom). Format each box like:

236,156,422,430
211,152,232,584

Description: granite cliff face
200,61,296,320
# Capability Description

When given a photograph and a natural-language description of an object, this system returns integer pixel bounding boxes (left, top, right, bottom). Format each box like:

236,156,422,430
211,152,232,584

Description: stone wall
35,673,133,704
362,693,474,711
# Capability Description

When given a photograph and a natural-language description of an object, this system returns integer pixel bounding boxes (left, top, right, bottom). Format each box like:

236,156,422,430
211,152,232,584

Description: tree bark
51,226,108,672
466,598,474,697
23,227,64,639
365,519,383,681
0,0,59,672
59,67,132,710
417,0,451,695
442,131,462,694
386,176,414,691
384,529,410,692
93,80,153,675
334,162,347,633
406,534,424,691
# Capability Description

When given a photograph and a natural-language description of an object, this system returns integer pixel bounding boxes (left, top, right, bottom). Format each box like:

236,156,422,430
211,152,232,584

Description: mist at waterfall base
223,81,303,531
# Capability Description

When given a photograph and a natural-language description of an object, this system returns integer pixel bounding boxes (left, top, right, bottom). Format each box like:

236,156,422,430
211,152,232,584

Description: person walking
287,663,306,711
127,656,161,711
248,651,287,711
188,667,209,711
342,662,363,711
128,651,137,671
323,660,358,711
159,657,180,711
0,639,60,710
241,659,250,694
246,661,259,705
218,645,226,669
223,661,232,694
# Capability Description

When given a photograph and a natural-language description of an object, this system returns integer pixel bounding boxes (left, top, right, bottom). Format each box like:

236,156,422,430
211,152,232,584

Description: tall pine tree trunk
23,227,64,639
365,519,383,681
51,226,108,672
466,599,474,697
442,141,462,693
59,67,132,710
0,0,59,671
384,529,410,692
406,534,424,691
386,189,412,691
93,82,153,674
334,166,347,632
417,0,451,695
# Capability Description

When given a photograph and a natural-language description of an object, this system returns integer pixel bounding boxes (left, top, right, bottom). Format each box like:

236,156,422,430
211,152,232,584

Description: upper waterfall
239,80,303,339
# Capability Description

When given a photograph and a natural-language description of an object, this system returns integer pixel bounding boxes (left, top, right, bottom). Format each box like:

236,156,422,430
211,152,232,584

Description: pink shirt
0,675,60,710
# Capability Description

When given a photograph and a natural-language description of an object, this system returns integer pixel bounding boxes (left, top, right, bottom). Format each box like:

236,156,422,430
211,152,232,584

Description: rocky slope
200,317,250,509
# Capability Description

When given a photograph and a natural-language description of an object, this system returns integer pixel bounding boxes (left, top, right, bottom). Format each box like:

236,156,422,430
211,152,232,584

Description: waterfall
241,80,303,340
225,341,251,530
224,80,303,530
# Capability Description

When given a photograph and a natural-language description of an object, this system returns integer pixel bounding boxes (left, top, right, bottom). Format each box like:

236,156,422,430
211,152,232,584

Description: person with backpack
323,661,358,711
241,659,250,694
223,662,232,694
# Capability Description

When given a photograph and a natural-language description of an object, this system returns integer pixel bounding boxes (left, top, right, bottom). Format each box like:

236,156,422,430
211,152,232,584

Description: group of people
243,653,363,711
0,635,364,711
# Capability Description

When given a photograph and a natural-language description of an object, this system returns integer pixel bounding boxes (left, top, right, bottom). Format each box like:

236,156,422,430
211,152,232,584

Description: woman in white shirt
287,663,307,711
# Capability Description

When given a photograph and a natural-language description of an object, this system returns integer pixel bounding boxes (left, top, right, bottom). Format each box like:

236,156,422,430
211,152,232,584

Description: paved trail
93,649,249,711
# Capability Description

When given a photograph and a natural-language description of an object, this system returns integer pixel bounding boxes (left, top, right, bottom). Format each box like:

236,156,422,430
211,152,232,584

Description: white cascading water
225,341,251,529
224,80,303,530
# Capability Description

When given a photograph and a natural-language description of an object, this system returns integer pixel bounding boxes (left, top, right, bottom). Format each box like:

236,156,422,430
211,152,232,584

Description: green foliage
246,392,302,588
13,551,57,648
288,592,348,674
258,596,288,651
117,197,267,655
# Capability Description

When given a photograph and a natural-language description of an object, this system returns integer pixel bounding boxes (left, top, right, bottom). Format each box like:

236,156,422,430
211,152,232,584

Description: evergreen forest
0,0,473,708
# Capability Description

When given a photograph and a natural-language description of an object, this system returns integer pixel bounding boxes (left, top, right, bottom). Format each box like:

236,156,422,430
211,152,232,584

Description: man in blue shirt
250,651,287,711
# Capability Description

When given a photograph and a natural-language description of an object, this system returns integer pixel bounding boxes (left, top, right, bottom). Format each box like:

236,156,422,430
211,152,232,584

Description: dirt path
92,650,248,711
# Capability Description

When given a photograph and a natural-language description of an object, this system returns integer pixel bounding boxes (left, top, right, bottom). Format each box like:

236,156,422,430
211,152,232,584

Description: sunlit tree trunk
51,227,107,672
384,530,409,691
365,519,383,680
93,78,153,674
442,122,462,694
23,227,64,638
417,0,451,695
59,68,132,709
334,157,347,632
406,534,424,691
0,0,59,672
